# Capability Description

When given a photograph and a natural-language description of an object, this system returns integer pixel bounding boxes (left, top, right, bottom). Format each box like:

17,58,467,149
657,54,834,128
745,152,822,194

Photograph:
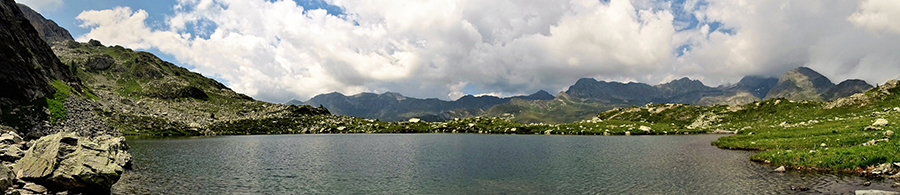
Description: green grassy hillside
598,80,900,171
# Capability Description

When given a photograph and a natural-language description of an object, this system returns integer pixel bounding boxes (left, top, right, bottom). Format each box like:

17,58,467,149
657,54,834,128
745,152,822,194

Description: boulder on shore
13,132,131,192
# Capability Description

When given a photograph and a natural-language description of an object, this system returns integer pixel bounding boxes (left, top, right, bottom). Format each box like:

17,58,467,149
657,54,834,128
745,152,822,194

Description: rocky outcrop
13,132,131,192
85,54,114,72
15,4,73,44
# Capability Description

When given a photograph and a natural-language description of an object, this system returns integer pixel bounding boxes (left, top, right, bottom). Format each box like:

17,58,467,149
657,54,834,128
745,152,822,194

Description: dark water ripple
112,134,899,194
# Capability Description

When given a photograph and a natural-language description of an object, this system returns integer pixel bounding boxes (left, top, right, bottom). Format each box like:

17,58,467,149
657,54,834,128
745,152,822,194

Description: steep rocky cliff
0,0,78,107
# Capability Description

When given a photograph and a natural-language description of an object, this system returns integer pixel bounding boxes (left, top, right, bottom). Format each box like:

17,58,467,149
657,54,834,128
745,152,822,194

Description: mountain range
289,90,555,122
297,67,873,123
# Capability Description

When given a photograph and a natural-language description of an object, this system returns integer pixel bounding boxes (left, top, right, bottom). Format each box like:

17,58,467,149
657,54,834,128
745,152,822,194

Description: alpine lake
112,134,899,194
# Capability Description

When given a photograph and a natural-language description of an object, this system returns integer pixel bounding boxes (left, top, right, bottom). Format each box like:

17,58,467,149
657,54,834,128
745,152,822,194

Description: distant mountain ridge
305,67,872,123
297,67,873,123
565,67,872,106
563,77,729,105
289,90,555,122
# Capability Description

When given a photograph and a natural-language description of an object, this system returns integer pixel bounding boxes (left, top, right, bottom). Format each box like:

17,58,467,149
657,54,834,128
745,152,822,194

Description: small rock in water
774,166,786,173
864,181,872,186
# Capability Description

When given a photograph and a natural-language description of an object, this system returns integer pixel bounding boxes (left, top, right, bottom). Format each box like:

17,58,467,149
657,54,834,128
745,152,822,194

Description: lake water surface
112,134,898,194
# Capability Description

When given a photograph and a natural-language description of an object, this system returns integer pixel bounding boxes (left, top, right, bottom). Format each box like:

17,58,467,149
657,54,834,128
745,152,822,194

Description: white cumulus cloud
74,0,900,103
848,0,900,36
75,0,675,102
672,0,900,86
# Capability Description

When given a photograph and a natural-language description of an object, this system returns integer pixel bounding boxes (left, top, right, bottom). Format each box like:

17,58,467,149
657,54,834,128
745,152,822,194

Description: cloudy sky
17,0,900,103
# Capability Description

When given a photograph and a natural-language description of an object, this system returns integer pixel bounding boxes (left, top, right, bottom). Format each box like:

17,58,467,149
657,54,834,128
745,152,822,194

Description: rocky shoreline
0,96,130,194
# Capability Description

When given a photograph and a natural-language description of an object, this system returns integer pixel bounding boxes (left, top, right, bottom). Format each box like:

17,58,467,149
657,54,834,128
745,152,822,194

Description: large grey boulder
13,132,131,192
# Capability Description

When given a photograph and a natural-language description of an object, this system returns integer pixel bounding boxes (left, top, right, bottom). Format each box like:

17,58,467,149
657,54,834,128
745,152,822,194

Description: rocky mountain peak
764,67,835,101
793,67,835,94
657,77,710,93
16,4,73,44
517,90,554,100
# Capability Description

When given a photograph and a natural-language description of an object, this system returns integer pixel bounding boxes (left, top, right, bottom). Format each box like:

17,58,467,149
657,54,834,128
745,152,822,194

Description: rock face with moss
13,132,130,192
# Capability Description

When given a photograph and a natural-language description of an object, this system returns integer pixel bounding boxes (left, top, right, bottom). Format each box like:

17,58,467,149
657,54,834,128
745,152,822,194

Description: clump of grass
46,79,72,125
